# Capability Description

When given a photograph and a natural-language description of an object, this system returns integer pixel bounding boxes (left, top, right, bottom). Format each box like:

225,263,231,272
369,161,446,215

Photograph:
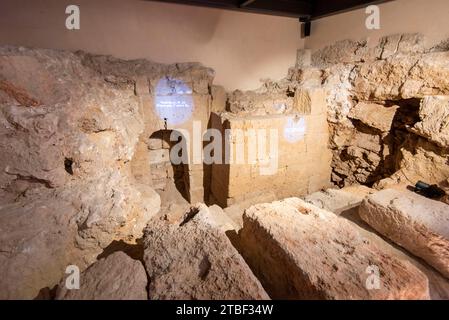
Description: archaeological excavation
0,0,448,303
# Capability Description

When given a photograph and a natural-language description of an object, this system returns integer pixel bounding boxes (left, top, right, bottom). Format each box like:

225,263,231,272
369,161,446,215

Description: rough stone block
304,185,374,214
142,204,269,300
349,102,399,132
239,198,430,300
56,252,147,300
413,96,449,148
211,85,227,113
359,189,449,278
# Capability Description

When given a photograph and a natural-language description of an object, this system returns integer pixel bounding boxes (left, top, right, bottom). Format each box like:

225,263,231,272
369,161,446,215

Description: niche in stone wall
131,129,190,204
148,130,190,203
332,98,424,187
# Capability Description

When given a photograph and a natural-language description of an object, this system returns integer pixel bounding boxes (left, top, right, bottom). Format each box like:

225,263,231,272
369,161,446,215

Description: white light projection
284,116,306,143
155,78,194,126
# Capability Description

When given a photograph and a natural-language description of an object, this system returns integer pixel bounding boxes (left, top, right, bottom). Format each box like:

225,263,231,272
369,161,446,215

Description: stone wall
0,46,213,298
2,32,448,299
210,88,332,207
313,34,449,189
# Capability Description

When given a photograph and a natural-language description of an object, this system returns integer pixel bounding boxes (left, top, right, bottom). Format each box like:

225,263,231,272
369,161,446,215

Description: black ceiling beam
145,1,395,20
147,0,241,11
243,0,312,18
311,0,393,20
239,0,257,7
146,0,312,19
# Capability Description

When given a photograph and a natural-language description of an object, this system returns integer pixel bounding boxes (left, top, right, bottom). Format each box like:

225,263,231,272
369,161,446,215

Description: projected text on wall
155,78,194,126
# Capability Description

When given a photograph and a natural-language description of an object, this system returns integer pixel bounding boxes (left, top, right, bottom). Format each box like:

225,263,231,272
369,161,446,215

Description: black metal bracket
299,17,311,38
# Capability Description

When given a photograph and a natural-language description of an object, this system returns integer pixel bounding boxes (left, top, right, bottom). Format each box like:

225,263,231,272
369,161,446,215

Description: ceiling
145,0,393,20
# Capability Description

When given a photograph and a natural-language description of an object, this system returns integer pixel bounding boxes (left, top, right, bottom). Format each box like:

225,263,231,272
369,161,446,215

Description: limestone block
294,89,312,114
359,189,449,278
354,132,382,153
376,136,449,189
211,85,227,113
196,204,239,232
304,185,374,214
240,198,430,300
305,133,329,153
293,88,327,116
56,252,148,300
354,51,449,100
312,39,367,67
142,205,269,300
379,34,426,59
413,96,449,148
348,102,399,132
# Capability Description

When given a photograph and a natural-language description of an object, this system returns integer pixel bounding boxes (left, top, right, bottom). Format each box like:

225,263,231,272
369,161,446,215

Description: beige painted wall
306,0,449,51
2,0,448,90
0,0,302,91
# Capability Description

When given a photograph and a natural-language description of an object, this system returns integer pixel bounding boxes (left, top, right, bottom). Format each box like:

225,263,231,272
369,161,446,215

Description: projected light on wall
154,78,194,126
284,116,306,142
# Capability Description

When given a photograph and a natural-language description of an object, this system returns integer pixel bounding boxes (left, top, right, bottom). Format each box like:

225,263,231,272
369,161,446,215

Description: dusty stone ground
1,33,449,300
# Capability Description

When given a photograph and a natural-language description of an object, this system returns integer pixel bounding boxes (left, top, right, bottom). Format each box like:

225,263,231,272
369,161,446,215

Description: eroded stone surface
142,204,269,300
0,200,79,299
56,252,148,300
239,198,430,300
304,185,374,214
359,189,449,278
413,96,449,148
0,45,218,298
348,102,399,132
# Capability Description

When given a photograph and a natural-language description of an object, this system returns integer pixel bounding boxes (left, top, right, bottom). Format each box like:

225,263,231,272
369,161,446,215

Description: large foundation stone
142,204,269,300
239,198,430,300
359,189,449,278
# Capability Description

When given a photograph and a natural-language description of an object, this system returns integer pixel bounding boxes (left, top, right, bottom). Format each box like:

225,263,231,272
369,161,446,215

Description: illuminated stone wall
210,89,332,207
133,72,213,203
